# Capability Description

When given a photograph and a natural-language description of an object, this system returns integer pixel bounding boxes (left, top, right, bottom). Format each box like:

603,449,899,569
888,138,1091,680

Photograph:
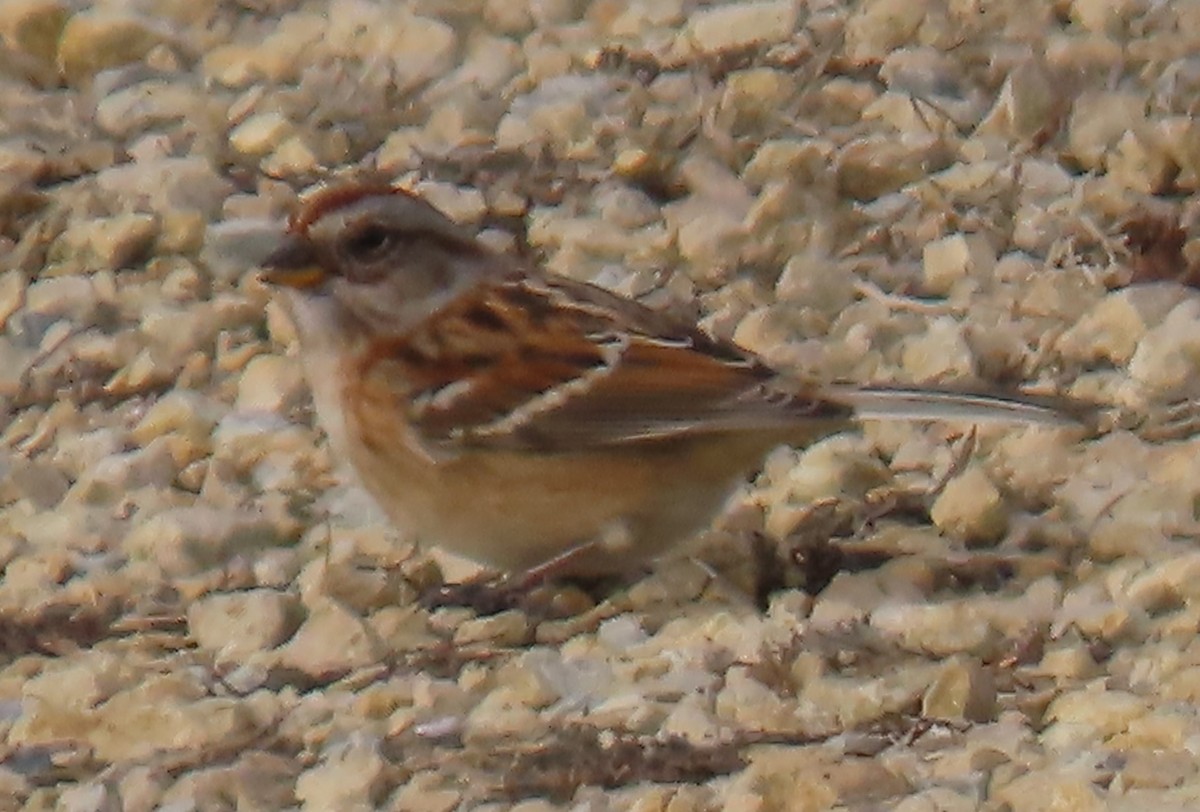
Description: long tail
825,385,1086,427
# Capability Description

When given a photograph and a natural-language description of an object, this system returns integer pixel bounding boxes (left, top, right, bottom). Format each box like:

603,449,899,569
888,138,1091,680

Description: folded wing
351,275,851,453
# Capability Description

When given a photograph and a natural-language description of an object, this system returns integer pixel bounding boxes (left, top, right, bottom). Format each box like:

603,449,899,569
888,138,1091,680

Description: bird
257,179,1082,582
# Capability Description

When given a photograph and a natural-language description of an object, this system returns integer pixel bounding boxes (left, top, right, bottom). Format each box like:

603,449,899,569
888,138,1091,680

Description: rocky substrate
5,0,1200,810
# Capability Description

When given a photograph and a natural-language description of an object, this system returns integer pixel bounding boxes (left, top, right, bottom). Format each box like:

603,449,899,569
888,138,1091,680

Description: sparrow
258,180,1080,579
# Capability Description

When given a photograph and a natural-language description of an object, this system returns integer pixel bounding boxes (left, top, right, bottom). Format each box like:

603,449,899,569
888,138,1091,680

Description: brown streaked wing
352,275,845,453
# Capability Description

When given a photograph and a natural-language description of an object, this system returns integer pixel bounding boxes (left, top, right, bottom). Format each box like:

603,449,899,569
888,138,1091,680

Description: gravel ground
5,0,1200,810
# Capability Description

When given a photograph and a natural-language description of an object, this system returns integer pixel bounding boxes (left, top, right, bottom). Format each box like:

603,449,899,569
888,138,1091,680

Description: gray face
264,192,500,346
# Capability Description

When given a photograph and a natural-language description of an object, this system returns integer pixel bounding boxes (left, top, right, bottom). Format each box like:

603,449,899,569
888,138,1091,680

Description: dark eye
342,224,395,261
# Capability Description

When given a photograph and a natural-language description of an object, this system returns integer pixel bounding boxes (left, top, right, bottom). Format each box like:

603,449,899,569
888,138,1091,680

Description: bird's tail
825,385,1085,427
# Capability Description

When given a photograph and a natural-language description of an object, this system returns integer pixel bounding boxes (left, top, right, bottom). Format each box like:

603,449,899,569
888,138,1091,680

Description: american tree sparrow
259,181,1079,579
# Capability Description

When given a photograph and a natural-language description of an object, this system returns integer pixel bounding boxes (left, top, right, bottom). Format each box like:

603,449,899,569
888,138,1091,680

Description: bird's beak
258,234,328,289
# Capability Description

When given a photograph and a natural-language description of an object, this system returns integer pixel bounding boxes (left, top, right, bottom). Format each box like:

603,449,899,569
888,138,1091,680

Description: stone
495,75,613,154
719,67,791,131
94,80,202,139
528,0,583,26
810,570,918,630
1066,91,1146,170
1108,129,1176,194
11,672,258,764
157,752,298,811
845,0,928,63
155,210,206,254
411,181,487,225
0,0,69,69
724,746,908,809
1071,0,1139,34
21,652,124,713
261,136,320,177
387,770,461,812
452,610,531,647
24,275,103,323
483,0,532,34
67,438,178,505
343,6,457,94
976,59,1059,144
51,213,159,271
115,767,167,812
683,0,797,54
871,601,993,656
991,766,1107,811
1157,116,1200,191
1057,284,1191,366
930,465,1010,546
922,233,996,297
1,455,69,509
56,782,117,812
274,599,385,680
759,438,888,539
95,692,258,763
1114,749,1198,791
675,210,748,284
129,390,222,448
57,11,167,85
921,657,997,722
209,412,315,479
294,734,388,811
837,135,948,200
1127,297,1200,402
123,506,294,576
892,790,979,812
187,588,302,661
0,270,24,331
660,693,723,742
900,317,976,381
228,112,294,157
1033,644,1102,684
1044,688,1147,741
714,666,801,731
235,354,307,414
94,157,234,217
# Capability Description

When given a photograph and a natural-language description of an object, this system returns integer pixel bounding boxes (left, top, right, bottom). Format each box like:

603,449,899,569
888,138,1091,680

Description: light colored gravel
5,0,1200,809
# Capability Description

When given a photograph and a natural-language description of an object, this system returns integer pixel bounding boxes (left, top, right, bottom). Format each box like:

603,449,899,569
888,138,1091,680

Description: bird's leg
512,522,634,589
419,528,642,616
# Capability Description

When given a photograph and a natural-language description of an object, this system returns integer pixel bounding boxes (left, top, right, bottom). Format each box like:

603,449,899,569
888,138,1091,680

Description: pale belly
337,418,805,574
346,432,778,573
